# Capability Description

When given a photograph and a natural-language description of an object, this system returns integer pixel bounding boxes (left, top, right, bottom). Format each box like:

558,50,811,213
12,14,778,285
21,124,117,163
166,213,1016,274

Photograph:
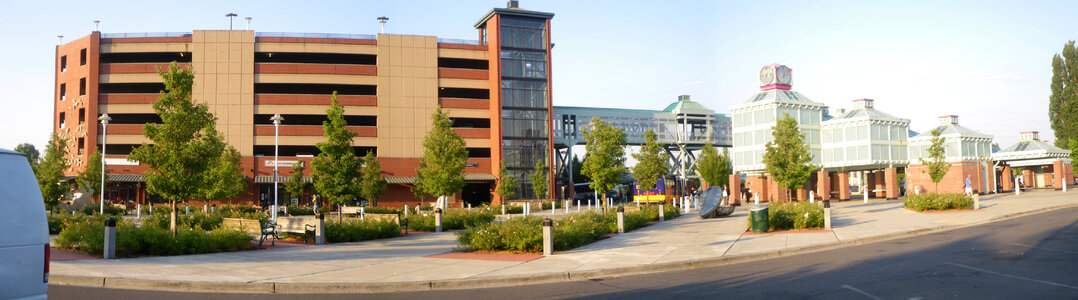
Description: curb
50,201,1078,294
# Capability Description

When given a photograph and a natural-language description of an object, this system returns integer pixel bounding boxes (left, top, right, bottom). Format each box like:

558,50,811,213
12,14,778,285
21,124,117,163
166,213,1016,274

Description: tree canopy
414,107,469,206
920,129,951,192
581,117,627,197
358,151,387,206
696,138,732,189
531,159,548,200
1050,41,1078,149
631,128,668,191
496,160,517,200
762,113,815,198
76,149,107,201
14,143,39,166
311,92,362,209
284,160,310,202
36,133,69,209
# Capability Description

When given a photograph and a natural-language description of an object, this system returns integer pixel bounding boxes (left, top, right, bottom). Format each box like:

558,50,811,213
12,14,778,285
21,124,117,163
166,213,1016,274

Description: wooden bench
276,217,318,243
222,218,275,247
363,213,409,234
340,206,362,215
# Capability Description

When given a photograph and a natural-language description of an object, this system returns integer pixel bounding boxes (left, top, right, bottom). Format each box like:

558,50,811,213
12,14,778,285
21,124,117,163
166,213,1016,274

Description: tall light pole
378,16,389,34
226,13,238,30
271,113,284,223
98,113,111,214
245,17,252,30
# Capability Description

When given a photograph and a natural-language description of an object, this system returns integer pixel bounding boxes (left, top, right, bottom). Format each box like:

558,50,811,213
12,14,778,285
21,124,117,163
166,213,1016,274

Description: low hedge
756,201,824,231
456,204,679,253
904,193,972,211
505,206,524,214
82,205,125,216
54,218,251,257
407,208,497,231
285,205,315,216
48,214,106,234
364,207,403,214
324,219,402,243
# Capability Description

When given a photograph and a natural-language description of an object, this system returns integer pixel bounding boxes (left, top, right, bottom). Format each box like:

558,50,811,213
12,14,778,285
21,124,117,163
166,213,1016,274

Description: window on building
59,112,66,128
60,56,67,72
78,138,85,155
79,108,86,125
79,78,87,96
59,84,66,101
80,49,87,66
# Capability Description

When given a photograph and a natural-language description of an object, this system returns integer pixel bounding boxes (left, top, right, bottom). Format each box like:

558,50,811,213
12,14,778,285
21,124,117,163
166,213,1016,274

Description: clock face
759,66,775,86
776,66,791,85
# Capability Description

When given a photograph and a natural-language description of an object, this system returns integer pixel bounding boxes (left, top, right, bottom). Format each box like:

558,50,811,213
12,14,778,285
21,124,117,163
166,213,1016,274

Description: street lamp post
271,114,284,223
226,13,238,30
98,113,111,214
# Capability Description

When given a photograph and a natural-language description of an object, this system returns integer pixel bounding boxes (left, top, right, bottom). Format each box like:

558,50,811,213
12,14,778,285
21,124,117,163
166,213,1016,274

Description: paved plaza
50,190,1077,293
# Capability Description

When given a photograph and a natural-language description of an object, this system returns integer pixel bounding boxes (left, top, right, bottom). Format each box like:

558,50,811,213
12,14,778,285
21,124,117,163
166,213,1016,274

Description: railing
437,38,482,45
255,32,375,40
101,32,192,38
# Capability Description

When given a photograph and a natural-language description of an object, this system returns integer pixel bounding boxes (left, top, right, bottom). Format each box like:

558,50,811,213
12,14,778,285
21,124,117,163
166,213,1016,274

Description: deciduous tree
414,107,468,208
36,133,69,209
763,114,815,200
358,151,387,207
1050,41,1078,149
284,161,309,204
920,129,951,192
76,149,107,203
14,143,40,166
696,138,732,189
496,160,517,200
631,128,668,191
311,92,362,221
531,159,548,200
581,117,627,203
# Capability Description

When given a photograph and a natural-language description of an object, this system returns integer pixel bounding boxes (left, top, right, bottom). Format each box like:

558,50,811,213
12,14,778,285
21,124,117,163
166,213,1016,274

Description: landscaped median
748,201,825,232
903,193,973,211
455,205,680,253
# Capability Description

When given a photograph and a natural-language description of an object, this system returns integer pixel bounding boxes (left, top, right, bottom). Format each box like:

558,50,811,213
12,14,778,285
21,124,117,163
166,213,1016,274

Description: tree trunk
169,200,178,236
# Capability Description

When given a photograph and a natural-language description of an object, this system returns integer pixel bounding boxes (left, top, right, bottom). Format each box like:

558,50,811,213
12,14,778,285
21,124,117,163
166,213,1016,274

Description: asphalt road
50,206,1078,299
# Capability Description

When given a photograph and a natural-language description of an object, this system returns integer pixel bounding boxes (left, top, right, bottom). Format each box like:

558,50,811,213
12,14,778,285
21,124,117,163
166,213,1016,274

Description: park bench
363,213,409,234
222,218,276,248
275,216,319,243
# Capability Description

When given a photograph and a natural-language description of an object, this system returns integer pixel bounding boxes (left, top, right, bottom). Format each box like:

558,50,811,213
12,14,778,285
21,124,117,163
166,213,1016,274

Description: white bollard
203,204,208,213
863,188,869,203
435,208,443,232
315,214,325,245
552,200,556,216
1015,178,1021,196
136,204,141,218
824,200,832,230
809,191,815,204
405,205,409,218
754,193,760,205
616,206,625,234
501,204,506,215
973,193,980,210
283,205,288,216
1063,177,1068,192
658,200,665,222
577,200,581,211
588,199,592,210
185,205,190,214
542,219,554,256
565,200,569,213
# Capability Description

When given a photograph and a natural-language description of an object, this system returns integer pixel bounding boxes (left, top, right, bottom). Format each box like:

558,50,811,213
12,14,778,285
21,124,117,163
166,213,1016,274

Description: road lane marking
944,262,1078,290
842,284,884,300
1011,243,1078,255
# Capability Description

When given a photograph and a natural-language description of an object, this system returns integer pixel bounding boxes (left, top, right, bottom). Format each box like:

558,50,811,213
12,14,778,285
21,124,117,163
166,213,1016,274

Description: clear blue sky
2,0,1075,151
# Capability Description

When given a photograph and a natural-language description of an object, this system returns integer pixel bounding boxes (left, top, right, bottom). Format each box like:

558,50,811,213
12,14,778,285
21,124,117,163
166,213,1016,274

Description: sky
1,0,1075,152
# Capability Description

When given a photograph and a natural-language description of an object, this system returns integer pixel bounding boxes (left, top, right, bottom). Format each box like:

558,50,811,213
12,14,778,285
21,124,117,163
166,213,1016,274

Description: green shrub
364,207,403,214
749,201,824,231
406,208,497,231
506,206,524,214
324,219,402,243
903,193,973,211
541,202,553,210
81,205,125,216
57,218,252,258
457,206,676,253
285,205,315,216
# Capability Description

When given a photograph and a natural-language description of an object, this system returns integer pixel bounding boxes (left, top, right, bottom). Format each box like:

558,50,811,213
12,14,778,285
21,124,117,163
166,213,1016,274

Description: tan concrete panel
253,105,377,116
254,74,377,85
99,73,164,83
99,104,154,114
437,48,488,60
192,30,255,156
446,108,489,119
438,78,488,90
464,138,491,148
254,43,377,55
254,136,376,147
99,135,151,144
100,43,192,53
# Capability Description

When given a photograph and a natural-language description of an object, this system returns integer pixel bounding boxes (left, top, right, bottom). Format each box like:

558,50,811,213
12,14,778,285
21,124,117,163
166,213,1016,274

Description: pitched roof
911,124,992,140
735,89,824,108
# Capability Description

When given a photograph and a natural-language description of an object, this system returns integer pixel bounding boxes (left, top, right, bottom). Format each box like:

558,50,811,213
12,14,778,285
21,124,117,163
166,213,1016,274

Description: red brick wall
817,171,831,201
101,63,188,74
729,173,742,205
255,63,376,76
907,161,987,194
254,94,376,106
885,167,898,199
100,94,158,104
255,37,376,45
836,172,850,200
253,125,376,137
439,68,488,80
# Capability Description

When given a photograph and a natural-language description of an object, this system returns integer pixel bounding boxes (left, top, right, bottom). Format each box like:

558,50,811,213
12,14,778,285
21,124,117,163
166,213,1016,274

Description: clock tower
759,64,792,90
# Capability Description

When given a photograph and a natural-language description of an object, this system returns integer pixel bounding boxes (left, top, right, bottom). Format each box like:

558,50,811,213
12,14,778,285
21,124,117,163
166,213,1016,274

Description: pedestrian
964,175,973,197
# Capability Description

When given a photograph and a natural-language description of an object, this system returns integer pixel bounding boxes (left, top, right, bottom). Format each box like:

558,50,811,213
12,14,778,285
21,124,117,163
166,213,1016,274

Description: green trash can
750,204,769,233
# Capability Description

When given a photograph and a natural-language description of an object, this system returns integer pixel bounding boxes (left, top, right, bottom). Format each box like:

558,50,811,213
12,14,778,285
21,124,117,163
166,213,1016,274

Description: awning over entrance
385,173,496,185
254,176,312,184
108,174,145,182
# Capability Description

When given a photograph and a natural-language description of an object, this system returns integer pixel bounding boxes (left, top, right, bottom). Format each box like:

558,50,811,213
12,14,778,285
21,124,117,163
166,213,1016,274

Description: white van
0,148,49,299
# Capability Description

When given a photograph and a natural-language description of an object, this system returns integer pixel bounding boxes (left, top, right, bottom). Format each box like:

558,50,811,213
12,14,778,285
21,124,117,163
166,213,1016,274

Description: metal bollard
1015,178,1021,196
552,200,556,216
501,204,506,215
824,200,831,230
588,199,592,210
658,200,665,222
136,204,141,219
863,188,869,203
203,204,208,213
468,203,472,210
404,205,409,218
616,206,625,234
809,191,815,204
185,205,190,215
577,200,580,211
542,218,554,256
565,200,569,213
973,193,980,210
104,217,117,259
435,208,443,233
315,213,325,245
360,207,365,220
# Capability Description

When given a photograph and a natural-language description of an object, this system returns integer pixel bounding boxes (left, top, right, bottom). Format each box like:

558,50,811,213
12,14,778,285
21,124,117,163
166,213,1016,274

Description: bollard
588,199,592,210
577,200,581,211
863,188,869,203
136,204,141,219
315,213,325,245
211,204,216,214
501,204,506,215
1015,178,1020,196
658,200,665,222
468,203,472,210
809,191,815,204
542,218,554,256
754,193,760,205
283,205,288,216
973,193,980,210
682,197,688,214
435,208,443,233
636,200,640,208
616,206,625,234
824,200,832,230
203,204,208,213
565,200,569,213
404,205,409,218
104,217,117,260
552,200,556,216
524,203,529,216
149,203,154,216
360,207,365,220
185,205,190,215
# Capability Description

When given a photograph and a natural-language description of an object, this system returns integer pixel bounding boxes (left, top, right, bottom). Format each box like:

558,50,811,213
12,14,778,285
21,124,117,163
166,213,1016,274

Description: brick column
729,173,742,206
837,172,850,200
885,167,898,199
817,171,831,201
767,175,782,202
1001,166,1013,192
748,174,768,203
873,171,886,198
1023,169,1034,188
1054,161,1065,190
796,188,807,201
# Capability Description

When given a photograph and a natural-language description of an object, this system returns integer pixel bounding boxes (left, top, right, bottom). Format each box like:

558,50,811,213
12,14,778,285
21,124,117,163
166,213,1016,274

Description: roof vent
938,115,959,125
507,0,519,8
1019,131,1039,141
678,95,690,101
853,98,874,109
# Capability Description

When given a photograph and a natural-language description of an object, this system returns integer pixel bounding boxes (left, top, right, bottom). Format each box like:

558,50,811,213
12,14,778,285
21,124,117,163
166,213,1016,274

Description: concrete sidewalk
51,190,1077,293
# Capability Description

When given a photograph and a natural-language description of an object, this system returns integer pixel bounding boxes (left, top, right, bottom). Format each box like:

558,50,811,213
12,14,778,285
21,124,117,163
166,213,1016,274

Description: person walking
964,175,973,196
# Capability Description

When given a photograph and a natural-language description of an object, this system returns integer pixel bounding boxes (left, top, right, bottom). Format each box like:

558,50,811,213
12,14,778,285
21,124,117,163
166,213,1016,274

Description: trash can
750,204,769,233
